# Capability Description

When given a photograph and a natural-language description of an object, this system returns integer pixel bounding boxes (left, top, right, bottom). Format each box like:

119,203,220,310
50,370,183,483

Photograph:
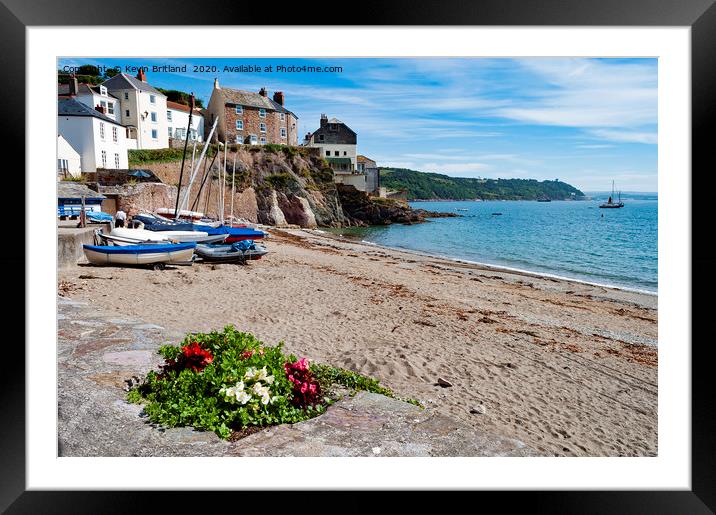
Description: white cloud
588,129,657,145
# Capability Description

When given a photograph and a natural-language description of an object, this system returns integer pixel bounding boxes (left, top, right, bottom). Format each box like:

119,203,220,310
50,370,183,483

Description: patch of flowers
127,326,417,439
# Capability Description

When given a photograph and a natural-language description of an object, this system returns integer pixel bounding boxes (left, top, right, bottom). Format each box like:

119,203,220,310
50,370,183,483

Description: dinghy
110,227,226,244
195,240,268,263
133,213,266,242
83,242,196,268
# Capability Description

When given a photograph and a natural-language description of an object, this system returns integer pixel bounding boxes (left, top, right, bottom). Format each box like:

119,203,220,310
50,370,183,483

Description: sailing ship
599,181,624,209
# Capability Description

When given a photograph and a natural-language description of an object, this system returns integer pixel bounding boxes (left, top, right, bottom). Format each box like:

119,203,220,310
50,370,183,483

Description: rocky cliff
128,145,452,228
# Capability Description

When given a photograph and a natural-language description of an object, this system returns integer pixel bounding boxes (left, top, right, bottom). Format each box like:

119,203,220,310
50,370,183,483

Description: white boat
155,207,205,220
83,242,196,268
109,227,221,244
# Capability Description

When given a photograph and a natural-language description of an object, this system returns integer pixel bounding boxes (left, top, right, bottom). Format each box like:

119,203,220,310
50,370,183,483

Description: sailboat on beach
599,181,624,209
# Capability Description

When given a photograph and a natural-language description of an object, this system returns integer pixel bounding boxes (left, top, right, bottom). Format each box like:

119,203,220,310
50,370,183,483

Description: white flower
265,375,275,385
261,393,271,405
244,367,257,380
235,381,245,391
257,366,269,381
236,390,251,404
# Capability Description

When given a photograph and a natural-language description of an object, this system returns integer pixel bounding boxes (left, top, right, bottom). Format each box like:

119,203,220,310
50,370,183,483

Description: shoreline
315,229,658,300
59,227,658,456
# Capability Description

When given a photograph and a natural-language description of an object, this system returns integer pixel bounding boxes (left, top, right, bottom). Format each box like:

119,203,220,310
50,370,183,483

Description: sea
330,198,658,294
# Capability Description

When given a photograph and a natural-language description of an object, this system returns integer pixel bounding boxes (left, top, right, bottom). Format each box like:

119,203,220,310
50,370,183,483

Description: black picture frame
4,0,714,511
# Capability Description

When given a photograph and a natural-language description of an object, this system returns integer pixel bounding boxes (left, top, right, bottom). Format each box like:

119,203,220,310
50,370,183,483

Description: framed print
4,0,715,511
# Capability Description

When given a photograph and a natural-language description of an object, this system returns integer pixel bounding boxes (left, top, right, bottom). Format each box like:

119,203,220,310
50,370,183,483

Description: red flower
161,342,214,376
284,358,321,407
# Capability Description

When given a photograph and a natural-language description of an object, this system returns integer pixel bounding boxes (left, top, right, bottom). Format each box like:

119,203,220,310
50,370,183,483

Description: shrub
128,326,414,439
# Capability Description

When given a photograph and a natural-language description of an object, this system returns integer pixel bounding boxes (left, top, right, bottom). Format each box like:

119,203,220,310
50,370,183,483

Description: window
236,120,243,130
101,150,107,168
325,151,330,156
280,112,285,121
125,109,130,117
151,129,158,139
343,151,347,155
99,122,105,140
150,94,156,104
112,126,118,142
57,159,68,174
260,137,266,145
124,92,129,100
235,105,243,114
280,127,287,138
150,112,157,122
334,151,339,156
168,127,173,137
176,128,186,140
259,122,266,133
249,134,258,144
259,108,266,118
107,102,114,115
99,85,107,96
167,110,172,122
318,134,324,142
114,153,120,169
235,134,243,144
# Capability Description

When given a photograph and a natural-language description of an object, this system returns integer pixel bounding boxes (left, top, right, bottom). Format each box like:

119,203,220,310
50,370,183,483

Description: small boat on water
83,242,196,268
537,198,551,202
599,181,625,209
195,240,268,263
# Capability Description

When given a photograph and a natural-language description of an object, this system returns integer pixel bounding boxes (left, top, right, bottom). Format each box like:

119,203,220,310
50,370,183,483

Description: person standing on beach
115,209,127,228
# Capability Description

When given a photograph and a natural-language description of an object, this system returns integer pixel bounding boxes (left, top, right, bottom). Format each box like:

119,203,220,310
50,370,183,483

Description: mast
174,94,195,219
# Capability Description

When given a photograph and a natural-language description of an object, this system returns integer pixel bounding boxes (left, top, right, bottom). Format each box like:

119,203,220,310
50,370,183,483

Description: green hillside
379,167,585,201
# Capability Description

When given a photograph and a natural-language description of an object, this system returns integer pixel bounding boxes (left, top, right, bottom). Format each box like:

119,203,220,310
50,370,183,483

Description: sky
59,57,658,192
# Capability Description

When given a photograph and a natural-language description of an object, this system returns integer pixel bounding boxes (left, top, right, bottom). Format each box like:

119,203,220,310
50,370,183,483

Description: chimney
273,91,285,106
320,114,328,127
213,77,220,89
68,76,79,96
259,87,267,97
137,68,147,82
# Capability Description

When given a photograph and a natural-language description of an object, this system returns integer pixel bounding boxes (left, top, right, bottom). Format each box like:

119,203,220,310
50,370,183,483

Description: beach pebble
470,404,486,415
437,378,453,388
211,264,223,270
372,447,381,455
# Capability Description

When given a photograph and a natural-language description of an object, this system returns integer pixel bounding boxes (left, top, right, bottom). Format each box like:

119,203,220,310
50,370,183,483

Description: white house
102,70,169,149
57,135,82,178
166,100,204,143
58,98,129,172
58,80,121,123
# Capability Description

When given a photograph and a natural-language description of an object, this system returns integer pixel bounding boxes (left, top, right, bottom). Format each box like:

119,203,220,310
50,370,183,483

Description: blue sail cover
83,243,196,254
203,226,265,238
231,240,255,252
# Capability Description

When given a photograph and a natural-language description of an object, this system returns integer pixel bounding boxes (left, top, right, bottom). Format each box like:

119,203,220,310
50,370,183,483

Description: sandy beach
58,229,658,457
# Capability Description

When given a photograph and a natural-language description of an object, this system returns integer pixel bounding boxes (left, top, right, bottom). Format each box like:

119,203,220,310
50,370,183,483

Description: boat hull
83,243,196,266
195,243,268,263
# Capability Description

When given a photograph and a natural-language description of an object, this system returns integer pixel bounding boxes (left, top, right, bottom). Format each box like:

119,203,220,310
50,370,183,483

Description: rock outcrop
127,145,452,228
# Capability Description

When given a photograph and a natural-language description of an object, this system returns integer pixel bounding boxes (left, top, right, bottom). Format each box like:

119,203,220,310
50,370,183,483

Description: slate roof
57,83,120,99
58,98,123,125
216,88,297,118
57,182,105,200
102,73,165,95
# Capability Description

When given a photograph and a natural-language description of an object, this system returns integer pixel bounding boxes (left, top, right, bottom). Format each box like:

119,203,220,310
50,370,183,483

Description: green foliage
128,327,416,439
265,172,298,190
128,146,216,165
130,326,324,439
380,167,585,201
61,175,86,183
156,88,205,108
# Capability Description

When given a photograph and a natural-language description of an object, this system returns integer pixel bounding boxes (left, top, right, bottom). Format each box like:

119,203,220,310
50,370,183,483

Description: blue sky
59,57,658,192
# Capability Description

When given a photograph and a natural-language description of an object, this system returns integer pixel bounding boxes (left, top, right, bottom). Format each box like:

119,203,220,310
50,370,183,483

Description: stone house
357,155,381,196
205,79,298,146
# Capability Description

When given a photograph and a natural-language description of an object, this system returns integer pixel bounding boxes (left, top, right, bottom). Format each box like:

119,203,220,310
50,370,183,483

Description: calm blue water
331,200,658,293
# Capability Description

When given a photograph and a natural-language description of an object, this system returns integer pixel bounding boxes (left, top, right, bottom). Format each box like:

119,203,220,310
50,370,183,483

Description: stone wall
224,106,298,146
99,183,178,217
